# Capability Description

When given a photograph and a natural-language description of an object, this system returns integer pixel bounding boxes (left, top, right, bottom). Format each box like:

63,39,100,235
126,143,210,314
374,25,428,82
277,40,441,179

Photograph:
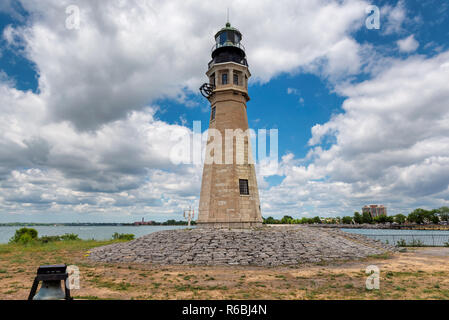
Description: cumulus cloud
261,50,449,217
0,0,25,22
1,0,447,221
2,0,371,131
0,0,376,220
397,34,419,52
381,0,407,35
0,76,203,220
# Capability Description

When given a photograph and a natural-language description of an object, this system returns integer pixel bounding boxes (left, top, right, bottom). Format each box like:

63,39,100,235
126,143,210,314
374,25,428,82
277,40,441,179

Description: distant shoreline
0,222,193,227
307,223,449,231
1,222,448,230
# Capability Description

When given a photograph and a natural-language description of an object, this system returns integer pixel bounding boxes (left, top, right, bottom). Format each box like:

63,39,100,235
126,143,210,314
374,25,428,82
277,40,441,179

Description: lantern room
209,22,248,68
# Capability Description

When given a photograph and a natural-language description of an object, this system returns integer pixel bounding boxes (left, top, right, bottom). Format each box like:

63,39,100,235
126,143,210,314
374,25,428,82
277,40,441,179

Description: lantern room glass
215,30,241,46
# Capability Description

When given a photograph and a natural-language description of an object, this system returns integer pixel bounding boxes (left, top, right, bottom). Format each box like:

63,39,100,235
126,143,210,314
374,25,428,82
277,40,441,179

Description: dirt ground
0,242,448,300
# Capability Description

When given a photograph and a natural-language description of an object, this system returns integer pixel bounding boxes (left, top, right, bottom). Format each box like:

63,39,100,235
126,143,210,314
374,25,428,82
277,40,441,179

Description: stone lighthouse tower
197,22,262,228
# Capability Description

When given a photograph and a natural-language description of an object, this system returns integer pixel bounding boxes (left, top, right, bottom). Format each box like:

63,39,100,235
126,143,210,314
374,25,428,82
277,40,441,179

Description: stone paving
88,226,396,266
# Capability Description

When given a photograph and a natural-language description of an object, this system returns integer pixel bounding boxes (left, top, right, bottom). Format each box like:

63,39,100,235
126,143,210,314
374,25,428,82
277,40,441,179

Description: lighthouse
197,22,262,228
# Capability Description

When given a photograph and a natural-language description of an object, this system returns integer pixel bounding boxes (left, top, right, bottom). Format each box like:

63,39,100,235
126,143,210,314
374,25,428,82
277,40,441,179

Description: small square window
211,107,216,121
222,73,228,85
239,179,249,195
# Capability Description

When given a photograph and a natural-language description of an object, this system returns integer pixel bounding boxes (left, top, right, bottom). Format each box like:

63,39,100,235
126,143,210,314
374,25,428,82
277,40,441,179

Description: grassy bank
0,239,449,300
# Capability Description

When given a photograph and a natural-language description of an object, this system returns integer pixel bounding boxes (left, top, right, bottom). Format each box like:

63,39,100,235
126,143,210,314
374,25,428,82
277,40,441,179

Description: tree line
263,207,449,225
0,220,195,227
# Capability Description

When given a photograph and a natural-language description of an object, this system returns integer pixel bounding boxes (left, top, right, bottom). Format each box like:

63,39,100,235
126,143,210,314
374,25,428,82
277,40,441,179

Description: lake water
342,228,449,246
2,226,449,246
0,225,193,244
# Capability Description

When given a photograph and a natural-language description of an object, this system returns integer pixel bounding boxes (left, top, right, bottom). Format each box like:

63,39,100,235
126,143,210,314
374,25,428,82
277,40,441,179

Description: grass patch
386,271,425,278
174,284,228,292
90,278,133,291
74,295,100,300
4,290,17,295
366,252,392,260
0,239,124,255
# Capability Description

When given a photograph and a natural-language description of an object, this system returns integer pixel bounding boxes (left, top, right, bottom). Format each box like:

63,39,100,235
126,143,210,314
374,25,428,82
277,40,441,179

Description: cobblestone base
88,226,396,267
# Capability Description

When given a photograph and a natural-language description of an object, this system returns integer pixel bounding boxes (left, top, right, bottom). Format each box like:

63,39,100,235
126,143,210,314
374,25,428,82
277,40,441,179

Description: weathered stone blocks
88,226,396,267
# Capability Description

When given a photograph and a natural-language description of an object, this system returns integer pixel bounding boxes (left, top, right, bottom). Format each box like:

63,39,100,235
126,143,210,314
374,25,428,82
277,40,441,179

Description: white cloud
1,0,447,221
2,0,371,131
0,77,203,221
287,87,306,106
287,88,300,95
0,0,375,220
397,35,419,52
381,0,407,35
261,50,449,218
323,37,362,78
0,0,25,22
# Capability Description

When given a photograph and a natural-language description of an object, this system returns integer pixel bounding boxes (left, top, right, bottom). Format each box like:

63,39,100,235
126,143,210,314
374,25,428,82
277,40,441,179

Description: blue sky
0,0,448,222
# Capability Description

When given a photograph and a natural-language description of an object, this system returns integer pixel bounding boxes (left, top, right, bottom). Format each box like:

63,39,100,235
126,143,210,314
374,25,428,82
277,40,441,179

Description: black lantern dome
209,22,248,68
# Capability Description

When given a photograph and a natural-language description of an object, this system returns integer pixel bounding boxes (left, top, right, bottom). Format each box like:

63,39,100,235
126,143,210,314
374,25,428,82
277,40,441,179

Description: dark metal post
28,278,40,300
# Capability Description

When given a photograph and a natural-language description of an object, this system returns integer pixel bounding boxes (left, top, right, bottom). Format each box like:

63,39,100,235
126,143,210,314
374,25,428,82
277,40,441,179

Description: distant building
362,205,387,218
133,218,154,226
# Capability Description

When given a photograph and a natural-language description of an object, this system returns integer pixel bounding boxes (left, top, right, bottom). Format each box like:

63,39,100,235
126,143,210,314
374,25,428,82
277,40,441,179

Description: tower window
222,73,228,85
233,73,239,85
219,32,226,45
211,107,216,121
210,73,215,86
239,179,249,195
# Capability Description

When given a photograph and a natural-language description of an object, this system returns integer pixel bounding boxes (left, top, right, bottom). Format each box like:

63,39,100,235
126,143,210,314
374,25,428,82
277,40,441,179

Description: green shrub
38,233,80,243
60,233,80,241
396,239,424,247
409,239,424,247
9,228,38,244
112,233,135,241
342,216,353,224
394,214,407,224
39,235,62,243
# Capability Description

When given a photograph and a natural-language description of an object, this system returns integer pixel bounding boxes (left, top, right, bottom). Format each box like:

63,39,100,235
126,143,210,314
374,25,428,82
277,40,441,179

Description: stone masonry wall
88,226,396,267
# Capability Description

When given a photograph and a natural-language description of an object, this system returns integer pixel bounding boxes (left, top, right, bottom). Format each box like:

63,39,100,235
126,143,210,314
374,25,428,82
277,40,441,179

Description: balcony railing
211,42,245,53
